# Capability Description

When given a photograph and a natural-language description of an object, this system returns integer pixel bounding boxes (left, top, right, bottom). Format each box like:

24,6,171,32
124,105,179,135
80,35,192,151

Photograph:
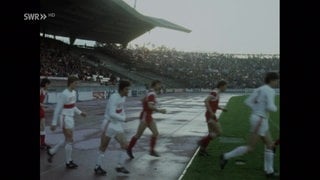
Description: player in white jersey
47,76,87,169
94,80,131,176
40,78,51,150
220,72,279,178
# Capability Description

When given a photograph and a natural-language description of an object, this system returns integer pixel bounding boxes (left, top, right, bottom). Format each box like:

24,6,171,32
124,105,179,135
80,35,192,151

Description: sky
122,0,279,54
50,0,279,54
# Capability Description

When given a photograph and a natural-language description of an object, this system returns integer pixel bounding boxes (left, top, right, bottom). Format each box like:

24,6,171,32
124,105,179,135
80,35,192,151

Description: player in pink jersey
127,80,166,158
198,80,228,156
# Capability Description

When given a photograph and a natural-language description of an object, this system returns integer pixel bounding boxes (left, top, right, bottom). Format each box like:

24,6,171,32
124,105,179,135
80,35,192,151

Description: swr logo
24,13,47,20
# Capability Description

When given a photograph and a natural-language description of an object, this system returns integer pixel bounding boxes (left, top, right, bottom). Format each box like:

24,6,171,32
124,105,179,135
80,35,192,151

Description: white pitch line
177,147,201,180
177,95,232,180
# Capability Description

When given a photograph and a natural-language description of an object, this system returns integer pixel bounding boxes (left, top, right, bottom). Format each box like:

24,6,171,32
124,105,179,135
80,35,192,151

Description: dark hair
151,80,161,87
217,80,227,88
40,78,51,87
67,76,79,86
118,80,131,91
264,72,279,84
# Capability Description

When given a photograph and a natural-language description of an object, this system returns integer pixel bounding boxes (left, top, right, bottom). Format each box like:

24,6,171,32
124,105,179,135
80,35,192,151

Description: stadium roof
40,0,191,45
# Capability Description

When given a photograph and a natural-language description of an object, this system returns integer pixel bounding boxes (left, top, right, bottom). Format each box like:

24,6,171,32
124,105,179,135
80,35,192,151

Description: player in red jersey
127,80,166,158
197,80,228,156
40,78,51,150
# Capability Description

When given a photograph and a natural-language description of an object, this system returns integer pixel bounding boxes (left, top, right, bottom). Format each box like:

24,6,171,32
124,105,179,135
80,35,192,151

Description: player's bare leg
40,118,45,147
273,138,280,153
127,121,148,158
40,118,46,149
47,139,65,163
47,127,76,167
40,118,50,150
94,133,110,176
114,133,130,174
198,120,221,156
148,121,160,157
220,114,265,169
220,132,259,170
62,128,78,169
248,132,260,151
261,131,278,177
198,121,214,156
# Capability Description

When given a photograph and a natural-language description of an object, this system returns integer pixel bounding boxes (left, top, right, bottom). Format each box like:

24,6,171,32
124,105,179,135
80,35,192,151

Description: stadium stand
40,0,279,89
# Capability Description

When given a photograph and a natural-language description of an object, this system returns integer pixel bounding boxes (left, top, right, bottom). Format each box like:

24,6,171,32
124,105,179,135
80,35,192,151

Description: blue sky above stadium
48,0,279,54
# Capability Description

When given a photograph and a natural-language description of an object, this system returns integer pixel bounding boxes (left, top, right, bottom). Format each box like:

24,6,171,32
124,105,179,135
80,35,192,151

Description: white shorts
60,115,75,129
101,120,124,138
249,114,269,136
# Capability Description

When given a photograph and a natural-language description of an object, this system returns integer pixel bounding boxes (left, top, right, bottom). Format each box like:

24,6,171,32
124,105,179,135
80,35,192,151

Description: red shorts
205,111,218,122
140,111,153,124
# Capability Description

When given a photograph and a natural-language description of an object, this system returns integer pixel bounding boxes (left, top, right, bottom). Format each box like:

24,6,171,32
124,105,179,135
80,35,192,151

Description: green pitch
182,95,280,180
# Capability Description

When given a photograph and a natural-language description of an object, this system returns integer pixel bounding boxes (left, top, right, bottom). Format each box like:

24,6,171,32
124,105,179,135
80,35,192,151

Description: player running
197,80,228,156
219,72,279,178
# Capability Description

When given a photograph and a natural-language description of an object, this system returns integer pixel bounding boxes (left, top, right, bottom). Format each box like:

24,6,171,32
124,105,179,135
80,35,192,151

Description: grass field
182,95,280,180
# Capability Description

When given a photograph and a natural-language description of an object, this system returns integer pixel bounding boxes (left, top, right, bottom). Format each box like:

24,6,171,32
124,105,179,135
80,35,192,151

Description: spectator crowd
41,38,279,88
